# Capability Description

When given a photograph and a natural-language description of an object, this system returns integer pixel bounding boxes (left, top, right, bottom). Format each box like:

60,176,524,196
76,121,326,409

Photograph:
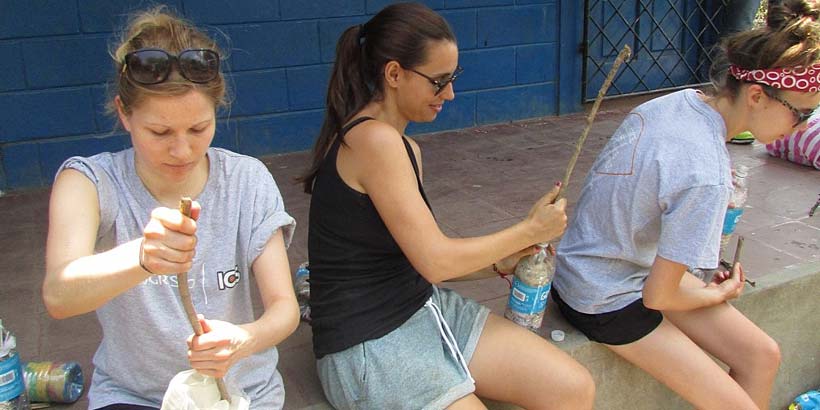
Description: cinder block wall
0,0,561,191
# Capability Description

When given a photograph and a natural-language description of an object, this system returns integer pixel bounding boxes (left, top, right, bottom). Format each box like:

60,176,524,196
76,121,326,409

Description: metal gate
583,0,731,101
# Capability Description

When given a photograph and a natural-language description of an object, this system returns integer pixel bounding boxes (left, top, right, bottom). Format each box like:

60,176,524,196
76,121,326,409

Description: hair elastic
357,23,367,45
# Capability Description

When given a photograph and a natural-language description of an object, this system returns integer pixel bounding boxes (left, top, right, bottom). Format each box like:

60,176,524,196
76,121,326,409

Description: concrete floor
1,93,818,409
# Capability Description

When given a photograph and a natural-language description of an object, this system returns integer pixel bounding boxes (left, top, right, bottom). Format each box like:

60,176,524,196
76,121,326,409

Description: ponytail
300,25,372,193
299,2,455,193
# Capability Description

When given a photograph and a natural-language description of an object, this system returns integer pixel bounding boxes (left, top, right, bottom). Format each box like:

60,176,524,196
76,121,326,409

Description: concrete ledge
483,261,820,410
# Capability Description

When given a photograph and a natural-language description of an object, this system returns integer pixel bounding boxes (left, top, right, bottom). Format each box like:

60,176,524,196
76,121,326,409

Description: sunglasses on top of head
407,66,464,95
122,48,220,85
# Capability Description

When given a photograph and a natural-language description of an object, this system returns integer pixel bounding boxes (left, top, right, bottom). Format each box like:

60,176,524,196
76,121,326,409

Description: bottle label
508,277,551,315
722,207,745,235
0,352,24,402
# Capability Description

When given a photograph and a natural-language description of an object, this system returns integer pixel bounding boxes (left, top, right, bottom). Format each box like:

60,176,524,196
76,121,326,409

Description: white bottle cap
550,329,565,342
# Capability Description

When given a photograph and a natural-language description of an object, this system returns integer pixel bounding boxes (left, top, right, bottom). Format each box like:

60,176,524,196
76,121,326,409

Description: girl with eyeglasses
42,7,299,410
301,3,594,409
551,1,820,409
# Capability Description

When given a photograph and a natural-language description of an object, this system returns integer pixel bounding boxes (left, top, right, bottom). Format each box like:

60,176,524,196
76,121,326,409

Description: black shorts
550,287,663,345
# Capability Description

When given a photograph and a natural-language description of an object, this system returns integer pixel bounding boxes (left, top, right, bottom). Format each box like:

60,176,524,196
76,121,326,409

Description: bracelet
492,263,512,276
492,263,513,288
139,240,155,275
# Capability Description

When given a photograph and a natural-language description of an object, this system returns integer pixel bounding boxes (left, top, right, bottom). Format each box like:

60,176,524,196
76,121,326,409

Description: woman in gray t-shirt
42,7,299,410
553,2,820,409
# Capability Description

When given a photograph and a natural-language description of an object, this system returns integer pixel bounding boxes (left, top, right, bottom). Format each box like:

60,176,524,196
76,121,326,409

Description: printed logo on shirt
143,274,195,289
216,266,241,290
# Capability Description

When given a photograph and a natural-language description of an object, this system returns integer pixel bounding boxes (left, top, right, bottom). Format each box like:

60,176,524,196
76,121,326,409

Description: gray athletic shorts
316,286,490,410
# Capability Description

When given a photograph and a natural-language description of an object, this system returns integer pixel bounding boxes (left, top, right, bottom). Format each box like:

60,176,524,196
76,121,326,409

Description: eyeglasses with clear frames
407,66,464,95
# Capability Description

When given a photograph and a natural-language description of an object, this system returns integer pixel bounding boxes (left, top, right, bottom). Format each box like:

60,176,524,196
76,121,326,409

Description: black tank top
308,117,434,358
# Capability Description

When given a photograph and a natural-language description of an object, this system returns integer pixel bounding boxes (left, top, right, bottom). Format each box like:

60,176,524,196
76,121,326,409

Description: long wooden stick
558,44,632,197
177,197,230,401
542,45,632,254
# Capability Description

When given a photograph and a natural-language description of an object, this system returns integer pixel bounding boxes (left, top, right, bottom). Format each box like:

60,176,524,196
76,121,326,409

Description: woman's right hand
525,184,568,244
139,202,201,275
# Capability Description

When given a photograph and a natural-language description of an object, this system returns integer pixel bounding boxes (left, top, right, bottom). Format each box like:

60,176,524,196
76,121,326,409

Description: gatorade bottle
504,244,553,331
720,165,749,258
0,320,30,410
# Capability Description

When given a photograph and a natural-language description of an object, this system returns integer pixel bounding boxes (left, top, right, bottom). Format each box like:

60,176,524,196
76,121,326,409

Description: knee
757,336,782,371
576,368,596,408
745,335,781,375
554,365,596,409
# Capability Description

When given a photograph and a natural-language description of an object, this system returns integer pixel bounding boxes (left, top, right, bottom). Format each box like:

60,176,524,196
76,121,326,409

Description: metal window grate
583,0,733,102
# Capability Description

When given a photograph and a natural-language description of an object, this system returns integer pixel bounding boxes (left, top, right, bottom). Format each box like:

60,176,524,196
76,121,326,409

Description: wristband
139,240,155,275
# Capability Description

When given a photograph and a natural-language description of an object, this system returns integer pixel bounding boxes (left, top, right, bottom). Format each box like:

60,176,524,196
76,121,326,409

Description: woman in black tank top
300,4,593,409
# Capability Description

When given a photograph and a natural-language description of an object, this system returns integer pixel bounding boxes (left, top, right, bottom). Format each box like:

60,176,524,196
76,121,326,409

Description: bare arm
43,170,147,319
643,255,745,311
187,229,300,377
239,229,300,351
445,245,539,282
43,169,198,319
342,123,566,284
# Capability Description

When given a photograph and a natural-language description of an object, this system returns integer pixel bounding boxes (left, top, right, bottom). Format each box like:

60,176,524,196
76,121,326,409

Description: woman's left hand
187,315,252,378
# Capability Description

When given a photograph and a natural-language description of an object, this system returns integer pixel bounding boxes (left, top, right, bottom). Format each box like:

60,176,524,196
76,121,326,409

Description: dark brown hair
710,0,820,98
107,5,227,116
300,2,456,193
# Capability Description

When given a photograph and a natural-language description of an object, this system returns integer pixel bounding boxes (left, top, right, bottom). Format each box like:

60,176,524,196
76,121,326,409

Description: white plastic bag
161,370,249,410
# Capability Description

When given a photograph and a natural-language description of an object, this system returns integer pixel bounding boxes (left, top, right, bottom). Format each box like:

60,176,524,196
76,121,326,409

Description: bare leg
606,318,759,410
447,393,488,410
468,313,595,410
664,273,781,409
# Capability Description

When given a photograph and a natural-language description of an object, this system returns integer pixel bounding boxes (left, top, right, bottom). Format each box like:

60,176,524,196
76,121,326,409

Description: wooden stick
558,44,632,197
731,235,744,271
729,235,755,287
177,197,230,401
731,235,752,285
543,45,632,255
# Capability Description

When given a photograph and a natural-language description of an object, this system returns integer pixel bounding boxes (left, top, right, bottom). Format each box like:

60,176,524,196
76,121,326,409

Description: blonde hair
106,5,227,116
710,0,820,98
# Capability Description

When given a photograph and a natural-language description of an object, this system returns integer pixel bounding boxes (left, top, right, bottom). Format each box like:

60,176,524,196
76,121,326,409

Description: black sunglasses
122,48,220,85
762,88,816,127
407,66,464,95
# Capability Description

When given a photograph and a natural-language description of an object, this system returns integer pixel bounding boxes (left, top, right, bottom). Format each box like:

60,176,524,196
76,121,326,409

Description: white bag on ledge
161,370,250,410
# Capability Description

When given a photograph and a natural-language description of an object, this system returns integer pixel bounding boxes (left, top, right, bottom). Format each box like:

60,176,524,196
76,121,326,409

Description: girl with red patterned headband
551,1,819,409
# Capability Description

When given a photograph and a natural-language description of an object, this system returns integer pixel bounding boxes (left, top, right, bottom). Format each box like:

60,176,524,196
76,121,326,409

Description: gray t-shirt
57,147,295,409
553,89,732,314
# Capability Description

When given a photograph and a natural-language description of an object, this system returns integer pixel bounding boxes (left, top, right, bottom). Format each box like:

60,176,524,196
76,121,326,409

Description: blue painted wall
0,0,574,190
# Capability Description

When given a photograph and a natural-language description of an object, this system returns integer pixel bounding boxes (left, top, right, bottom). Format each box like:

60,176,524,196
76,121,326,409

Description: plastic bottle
22,361,84,404
0,320,30,410
294,262,311,322
504,243,553,331
720,165,749,258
